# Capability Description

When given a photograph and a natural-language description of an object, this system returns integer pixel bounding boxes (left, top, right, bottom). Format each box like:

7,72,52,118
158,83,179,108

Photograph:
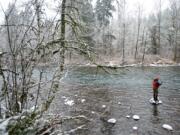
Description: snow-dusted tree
121,0,126,64
169,0,180,61
95,0,115,55
134,3,143,59
157,0,162,54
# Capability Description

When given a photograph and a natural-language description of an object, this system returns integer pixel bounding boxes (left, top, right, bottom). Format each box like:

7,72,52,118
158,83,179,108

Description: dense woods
0,0,179,134
0,0,180,65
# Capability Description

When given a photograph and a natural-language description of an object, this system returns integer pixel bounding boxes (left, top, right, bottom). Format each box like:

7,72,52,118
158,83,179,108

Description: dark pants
153,89,158,101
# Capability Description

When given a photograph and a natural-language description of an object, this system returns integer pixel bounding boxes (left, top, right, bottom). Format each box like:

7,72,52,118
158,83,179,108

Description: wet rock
91,111,95,114
64,99,74,106
61,96,66,99
133,115,140,120
149,98,162,104
107,118,116,124
162,124,173,131
81,99,86,103
133,126,138,130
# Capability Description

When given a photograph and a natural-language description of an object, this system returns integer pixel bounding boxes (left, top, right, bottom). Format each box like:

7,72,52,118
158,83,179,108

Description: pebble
107,118,117,124
91,111,95,114
133,115,140,120
118,102,121,105
102,105,106,108
126,115,131,118
162,124,173,131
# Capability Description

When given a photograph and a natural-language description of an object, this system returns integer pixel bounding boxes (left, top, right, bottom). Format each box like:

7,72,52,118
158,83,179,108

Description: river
49,66,180,135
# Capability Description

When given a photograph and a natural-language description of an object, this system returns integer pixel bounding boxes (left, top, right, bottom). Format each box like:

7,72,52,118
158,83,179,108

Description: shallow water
50,66,180,135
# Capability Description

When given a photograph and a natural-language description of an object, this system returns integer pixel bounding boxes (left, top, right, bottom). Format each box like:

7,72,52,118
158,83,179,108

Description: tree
59,0,66,71
134,3,142,59
0,0,96,133
95,0,115,27
73,0,96,54
95,0,115,55
141,27,148,65
121,0,126,64
149,25,158,54
157,0,162,54
169,0,180,61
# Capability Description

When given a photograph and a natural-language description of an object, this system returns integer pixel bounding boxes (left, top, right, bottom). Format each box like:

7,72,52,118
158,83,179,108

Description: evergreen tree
95,0,115,27
78,0,96,49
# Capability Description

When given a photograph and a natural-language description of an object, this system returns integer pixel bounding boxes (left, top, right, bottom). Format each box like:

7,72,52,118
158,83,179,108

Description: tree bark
134,5,141,59
60,0,66,72
142,28,147,65
157,0,161,54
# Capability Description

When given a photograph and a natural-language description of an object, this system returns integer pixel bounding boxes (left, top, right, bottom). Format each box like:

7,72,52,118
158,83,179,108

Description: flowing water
49,66,180,135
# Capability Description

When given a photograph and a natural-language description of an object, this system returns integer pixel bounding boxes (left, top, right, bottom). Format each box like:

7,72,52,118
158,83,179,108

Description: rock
64,99,74,106
126,115,131,118
149,98,163,105
133,126,138,130
107,118,116,124
133,115,140,120
162,124,173,131
118,102,121,105
102,105,106,108
91,111,95,114
62,96,66,99
81,99,86,103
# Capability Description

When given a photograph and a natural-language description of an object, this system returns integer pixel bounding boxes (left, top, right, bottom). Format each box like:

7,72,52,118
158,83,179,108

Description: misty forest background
0,0,180,66
0,0,179,134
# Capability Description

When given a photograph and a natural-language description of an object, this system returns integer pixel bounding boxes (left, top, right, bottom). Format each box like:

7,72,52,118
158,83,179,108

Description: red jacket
152,79,161,90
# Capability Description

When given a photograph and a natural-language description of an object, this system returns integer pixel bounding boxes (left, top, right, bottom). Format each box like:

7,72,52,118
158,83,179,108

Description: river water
49,66,180,135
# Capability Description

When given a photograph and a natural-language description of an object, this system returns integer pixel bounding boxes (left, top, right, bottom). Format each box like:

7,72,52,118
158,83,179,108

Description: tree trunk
134,7,141,59
35,0,41,45
117,0,121,54
121,0,126,65
60,0,66,72
142,28,147,65
173,30,178,61
5,15,19,113
122,23,125,64
157,0,161,54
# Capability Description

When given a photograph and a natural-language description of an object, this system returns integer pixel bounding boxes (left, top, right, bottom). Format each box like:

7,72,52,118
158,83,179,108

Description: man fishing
152,77,162,102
